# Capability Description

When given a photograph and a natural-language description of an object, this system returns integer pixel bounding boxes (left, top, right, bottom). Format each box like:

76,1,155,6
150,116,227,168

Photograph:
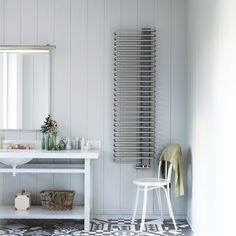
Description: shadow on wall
186,147,192,225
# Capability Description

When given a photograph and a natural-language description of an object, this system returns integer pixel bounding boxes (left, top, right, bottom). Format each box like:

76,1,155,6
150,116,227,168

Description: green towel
160,144,184,196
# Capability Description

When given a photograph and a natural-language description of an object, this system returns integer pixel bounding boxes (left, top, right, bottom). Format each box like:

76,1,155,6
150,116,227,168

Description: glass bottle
41,134,46,150
51,133,57,150
46,134,51,150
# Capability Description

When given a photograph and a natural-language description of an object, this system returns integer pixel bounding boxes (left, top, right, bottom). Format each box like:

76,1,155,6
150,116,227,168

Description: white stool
131,160,177,232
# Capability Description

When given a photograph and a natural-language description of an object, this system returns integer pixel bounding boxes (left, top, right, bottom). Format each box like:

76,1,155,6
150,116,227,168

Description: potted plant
40,115,58,150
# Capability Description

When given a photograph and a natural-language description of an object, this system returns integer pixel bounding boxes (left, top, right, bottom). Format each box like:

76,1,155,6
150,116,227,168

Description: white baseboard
92,214,187,220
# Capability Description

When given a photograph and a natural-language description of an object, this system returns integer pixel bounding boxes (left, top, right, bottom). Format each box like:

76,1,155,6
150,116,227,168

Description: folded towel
160,144,184,196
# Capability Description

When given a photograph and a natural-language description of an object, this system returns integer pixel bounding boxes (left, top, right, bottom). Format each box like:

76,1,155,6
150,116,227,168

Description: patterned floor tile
0,218,193,235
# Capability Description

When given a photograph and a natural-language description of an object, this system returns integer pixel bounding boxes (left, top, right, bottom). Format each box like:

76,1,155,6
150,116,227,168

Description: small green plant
55,138,66,151
41,115,59,150
41,114,58,135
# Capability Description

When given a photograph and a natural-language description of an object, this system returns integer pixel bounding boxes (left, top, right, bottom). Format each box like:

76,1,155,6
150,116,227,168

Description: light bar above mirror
0,45,56,53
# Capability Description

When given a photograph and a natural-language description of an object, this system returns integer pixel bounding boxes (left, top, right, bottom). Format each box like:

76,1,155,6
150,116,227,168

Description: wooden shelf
0,205,84,219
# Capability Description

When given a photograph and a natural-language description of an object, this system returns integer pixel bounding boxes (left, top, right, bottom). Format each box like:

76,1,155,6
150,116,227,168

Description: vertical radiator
113,28,156,168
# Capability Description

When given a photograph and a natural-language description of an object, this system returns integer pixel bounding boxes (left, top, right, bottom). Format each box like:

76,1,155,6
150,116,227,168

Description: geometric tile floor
0,218,193,235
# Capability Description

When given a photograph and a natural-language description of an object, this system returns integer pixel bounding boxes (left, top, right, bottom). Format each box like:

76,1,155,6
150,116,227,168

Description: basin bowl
0,149,36,167
0,157,32,167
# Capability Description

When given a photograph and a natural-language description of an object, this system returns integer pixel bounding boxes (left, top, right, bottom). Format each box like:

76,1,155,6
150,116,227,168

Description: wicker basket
40,190,75,210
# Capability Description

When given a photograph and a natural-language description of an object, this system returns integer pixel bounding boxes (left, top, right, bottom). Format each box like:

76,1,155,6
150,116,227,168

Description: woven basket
40,190,75,210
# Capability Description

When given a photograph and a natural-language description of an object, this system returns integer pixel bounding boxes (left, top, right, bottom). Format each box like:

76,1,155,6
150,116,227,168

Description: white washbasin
0,149,35,167
0,157,33,167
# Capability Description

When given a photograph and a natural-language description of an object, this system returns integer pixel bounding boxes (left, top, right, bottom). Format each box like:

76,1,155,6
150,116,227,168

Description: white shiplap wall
0,0,187,217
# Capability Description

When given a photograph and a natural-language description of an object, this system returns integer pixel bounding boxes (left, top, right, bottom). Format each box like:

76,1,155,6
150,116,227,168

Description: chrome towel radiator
113,28,156,168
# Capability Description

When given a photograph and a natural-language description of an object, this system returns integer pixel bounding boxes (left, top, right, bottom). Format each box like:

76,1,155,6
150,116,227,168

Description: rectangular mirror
0,52,51,130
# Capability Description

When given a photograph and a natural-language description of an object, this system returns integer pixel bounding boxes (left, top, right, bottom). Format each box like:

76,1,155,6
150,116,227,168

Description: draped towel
160,144,184,196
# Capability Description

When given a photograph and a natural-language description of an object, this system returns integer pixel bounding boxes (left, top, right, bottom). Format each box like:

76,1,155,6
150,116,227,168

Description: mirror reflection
0,52,50,130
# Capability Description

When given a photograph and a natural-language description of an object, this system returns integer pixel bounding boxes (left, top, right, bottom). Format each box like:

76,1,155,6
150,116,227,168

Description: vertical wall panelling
2,0,21,205
120,0,138,214
2,132,20,204
4,0,21,44
70,0,88,138
136,0,155,215
0,0,3,205
153,0,172,215
36,0,54,203
103,0,121,215
155,0,172,163
53,0,71,190
37,0,54,124
87,0,104,215
70,0,88,205
0,0,4,44
138,0,155,26
19,0,38,204
37,0,54,165
54,0,70,137
170,0,187,215
21,0,37,44
0,0,187,217
19,128,37,203
37,0,54,45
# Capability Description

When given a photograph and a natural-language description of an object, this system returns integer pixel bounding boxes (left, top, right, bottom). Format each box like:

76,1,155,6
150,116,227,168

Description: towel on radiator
160,144,184,196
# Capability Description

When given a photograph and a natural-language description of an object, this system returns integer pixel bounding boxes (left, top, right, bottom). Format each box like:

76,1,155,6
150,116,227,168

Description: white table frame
0,149,100,232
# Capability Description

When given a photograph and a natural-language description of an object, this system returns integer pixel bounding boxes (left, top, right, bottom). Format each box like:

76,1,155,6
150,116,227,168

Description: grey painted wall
0,0,187,217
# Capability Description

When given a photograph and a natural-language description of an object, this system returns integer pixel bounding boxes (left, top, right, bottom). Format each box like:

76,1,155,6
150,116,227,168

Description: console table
0,149,100,232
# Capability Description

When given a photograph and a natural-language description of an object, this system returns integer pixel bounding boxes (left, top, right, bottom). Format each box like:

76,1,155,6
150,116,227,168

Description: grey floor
0,218,193,235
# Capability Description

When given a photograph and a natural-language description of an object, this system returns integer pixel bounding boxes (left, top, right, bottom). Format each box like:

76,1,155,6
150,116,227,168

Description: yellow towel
160,144,184,196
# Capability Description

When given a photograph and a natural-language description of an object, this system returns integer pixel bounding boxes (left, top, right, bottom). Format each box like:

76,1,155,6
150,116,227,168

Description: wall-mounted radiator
113,28,156,168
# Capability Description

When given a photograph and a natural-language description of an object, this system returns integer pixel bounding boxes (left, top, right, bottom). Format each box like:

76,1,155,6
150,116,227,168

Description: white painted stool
131,160,177,232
